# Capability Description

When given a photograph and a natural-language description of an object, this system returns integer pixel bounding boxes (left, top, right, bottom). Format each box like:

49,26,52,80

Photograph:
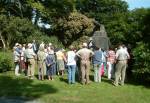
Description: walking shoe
113,82,118,86
15,74,20,76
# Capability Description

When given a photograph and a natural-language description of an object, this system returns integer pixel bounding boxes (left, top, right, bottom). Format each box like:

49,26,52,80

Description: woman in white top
13,46,20,76
66,45,76,84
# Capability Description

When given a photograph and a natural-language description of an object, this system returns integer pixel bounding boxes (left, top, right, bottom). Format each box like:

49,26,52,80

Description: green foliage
76,0,128,14
52,12,94,46
76,0,129,45
125,8,149,45
132,42,150,81
70,36,89,49
0,51,13,72
27,35,64,48
5,17,40,45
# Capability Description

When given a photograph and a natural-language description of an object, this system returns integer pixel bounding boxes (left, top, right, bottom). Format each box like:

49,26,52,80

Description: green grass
0,71,150,103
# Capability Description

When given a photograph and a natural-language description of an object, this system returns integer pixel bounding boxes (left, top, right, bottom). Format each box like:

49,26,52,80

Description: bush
132,42,150,82
0,51,13,72
70,36,90,49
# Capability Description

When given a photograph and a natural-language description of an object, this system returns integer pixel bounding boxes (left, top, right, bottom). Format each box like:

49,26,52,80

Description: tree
0,15,8,49
76,0,129,45
129,8,150,82
0,15,42,48
51,12,94,47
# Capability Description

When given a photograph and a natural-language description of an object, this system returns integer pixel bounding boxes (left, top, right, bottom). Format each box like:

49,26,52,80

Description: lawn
0,71,150,103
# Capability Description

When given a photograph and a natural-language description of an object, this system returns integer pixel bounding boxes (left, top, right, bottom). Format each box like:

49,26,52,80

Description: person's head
39,44,45,51
33,40,35,43
109,45,114,50
18,44,22,48
82,42,87,48
49,43,52,46
13,47,17,51
48,49,54,55
122,44,126,48
28,43,32,49
118,44,123,49
23,44,26,47
15,43,19,47
69,45,74,51
95,46,99,50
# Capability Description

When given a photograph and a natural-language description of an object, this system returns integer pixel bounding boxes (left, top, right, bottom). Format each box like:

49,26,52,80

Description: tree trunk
0,31,6,49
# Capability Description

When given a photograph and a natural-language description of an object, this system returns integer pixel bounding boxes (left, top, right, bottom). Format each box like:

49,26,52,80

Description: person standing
46,49,56,80
37,43,46,80
66,46,76,84
113,44,130,86
56,49,66,76
101,49,108,76
13,46,20,76
32,40,38,54
25,43,36,79
107,47,116,79
92,47,103,82
76,43,94,84
19,44,26,72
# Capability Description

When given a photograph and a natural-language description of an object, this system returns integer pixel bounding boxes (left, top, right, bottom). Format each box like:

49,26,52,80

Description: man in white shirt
25,43,36,79
114,44,130,86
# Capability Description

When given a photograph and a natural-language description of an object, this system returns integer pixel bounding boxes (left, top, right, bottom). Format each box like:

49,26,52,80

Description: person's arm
126,51,130,60
62,53,67,63
115,50,119,60
90,50,94,57
76,50,81,58
46,56,52,67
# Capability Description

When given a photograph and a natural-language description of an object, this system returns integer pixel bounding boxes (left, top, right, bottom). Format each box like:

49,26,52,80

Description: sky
123,0,150,10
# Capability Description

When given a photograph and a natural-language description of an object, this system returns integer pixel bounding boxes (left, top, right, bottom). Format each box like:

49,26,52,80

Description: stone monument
92,23,111,51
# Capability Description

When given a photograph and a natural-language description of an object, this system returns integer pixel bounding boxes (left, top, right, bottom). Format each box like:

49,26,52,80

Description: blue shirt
46,54,55,67
92,50,103,64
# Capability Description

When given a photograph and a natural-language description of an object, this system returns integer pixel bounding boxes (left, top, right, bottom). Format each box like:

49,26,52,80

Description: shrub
0,51,13,72
132,42,150,82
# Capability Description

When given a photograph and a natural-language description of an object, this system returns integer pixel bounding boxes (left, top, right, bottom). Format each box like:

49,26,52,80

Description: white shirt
67,51,76,65
116,47,130,60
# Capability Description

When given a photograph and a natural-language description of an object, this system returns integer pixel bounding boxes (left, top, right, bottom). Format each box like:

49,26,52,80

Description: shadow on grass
125,77,150,89
101,77,113,85
0,75,58,102
59,77,68,84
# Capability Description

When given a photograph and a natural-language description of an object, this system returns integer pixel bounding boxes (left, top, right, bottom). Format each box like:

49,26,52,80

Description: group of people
13,40,130,86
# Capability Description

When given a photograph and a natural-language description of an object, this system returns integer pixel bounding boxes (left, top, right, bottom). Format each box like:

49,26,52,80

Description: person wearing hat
76,42,94,85
56,48,66,76
13,46,21,76
37,43,46,80
25,43,36,79
45,48,56,80
32,40,38,54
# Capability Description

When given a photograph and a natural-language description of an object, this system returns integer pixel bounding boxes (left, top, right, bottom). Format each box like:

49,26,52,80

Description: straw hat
15,43,19,46
82,42,87,47
28,43,32,48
